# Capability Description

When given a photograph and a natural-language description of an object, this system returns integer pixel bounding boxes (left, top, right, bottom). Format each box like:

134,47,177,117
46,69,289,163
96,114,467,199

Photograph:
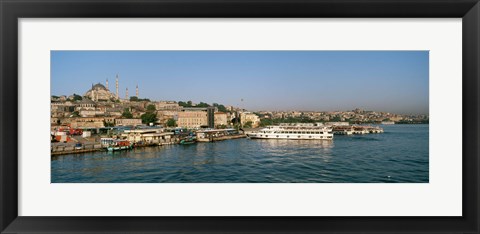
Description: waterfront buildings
207,106,215,128
115,118,142,126
240,112,261,128
51,80,428,134
176,107,218,129
121,129,174,144
177,110,208,128
324,122,349,126
155,101,182,111
50,101,75,118
214,112,228,127
65,117,115,128
156,110,178,126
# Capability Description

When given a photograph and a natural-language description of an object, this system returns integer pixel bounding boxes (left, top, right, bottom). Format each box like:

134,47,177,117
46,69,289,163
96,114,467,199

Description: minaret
106,78,109,90
115,74,119,99
136,84,139,97
125,87,129,100
91,83,94,100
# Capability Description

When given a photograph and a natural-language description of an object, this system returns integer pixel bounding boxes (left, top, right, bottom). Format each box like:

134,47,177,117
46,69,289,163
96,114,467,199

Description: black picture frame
1,0,479,233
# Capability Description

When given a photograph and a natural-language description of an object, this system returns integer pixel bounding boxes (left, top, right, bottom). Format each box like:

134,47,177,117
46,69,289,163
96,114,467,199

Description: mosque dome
92,83,107,91
84,82,116,101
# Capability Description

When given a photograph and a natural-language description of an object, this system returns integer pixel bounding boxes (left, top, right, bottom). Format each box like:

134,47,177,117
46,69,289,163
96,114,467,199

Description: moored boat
180,136,196,145
247,123,333,140
107,140,133,151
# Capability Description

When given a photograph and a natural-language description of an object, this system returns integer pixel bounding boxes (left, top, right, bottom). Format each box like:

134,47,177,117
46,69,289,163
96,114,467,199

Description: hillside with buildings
51,79,428,132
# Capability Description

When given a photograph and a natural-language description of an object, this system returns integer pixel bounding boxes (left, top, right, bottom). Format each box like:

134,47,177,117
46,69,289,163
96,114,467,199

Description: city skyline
51,51,429,115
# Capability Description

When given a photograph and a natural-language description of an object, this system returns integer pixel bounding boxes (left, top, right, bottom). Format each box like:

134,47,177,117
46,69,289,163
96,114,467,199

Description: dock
51,148,103,156
196,134,247,142
333,125,384,135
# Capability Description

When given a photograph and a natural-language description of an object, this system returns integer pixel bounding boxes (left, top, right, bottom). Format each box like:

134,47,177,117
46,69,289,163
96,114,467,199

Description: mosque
84,74,139,102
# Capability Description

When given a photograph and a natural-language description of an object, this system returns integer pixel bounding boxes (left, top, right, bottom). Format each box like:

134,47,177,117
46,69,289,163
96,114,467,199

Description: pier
195,129,246,142
51,143,103,156
196,134,246,142
332,125,384,135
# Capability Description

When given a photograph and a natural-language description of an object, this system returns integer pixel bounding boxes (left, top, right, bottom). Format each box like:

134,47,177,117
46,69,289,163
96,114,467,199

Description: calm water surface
51,124,429,183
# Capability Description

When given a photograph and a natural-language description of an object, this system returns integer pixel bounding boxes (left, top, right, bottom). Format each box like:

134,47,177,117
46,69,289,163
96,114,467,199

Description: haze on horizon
51,51,429,115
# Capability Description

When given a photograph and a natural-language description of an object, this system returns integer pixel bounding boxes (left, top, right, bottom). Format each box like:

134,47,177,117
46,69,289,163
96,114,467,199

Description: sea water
51,124,428,183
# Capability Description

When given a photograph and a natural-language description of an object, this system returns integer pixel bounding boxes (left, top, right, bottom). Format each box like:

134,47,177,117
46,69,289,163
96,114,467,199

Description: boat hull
107,145,132,151
247,133,333,140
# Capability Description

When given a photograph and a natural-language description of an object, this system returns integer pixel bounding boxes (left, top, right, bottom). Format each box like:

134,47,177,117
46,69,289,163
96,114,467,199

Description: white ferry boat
246,123,333,140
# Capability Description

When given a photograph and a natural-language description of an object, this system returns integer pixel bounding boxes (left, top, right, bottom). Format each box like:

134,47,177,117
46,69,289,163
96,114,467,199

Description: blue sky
51,51,429,115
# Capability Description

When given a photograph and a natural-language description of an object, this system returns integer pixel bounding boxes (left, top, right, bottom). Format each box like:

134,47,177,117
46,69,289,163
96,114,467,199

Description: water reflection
255,139,334,148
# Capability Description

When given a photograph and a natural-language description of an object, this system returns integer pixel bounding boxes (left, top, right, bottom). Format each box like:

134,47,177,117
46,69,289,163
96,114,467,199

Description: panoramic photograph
50,51,429,183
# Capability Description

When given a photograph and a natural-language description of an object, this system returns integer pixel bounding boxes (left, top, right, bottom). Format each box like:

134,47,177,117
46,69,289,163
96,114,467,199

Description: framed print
1,0,479,233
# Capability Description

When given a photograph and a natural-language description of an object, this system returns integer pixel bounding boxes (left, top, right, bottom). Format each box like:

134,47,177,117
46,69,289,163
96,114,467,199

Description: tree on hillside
166,118,176,127
243,121,253,128
330,116,342,122
130,96,151,102
178,101,193,107
213,103,227,112
146,104,156,112
122,108,133,118
72,93,83,101
178,101,186,107
141,112,157,125
259,118,273,127
196,102,210,107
